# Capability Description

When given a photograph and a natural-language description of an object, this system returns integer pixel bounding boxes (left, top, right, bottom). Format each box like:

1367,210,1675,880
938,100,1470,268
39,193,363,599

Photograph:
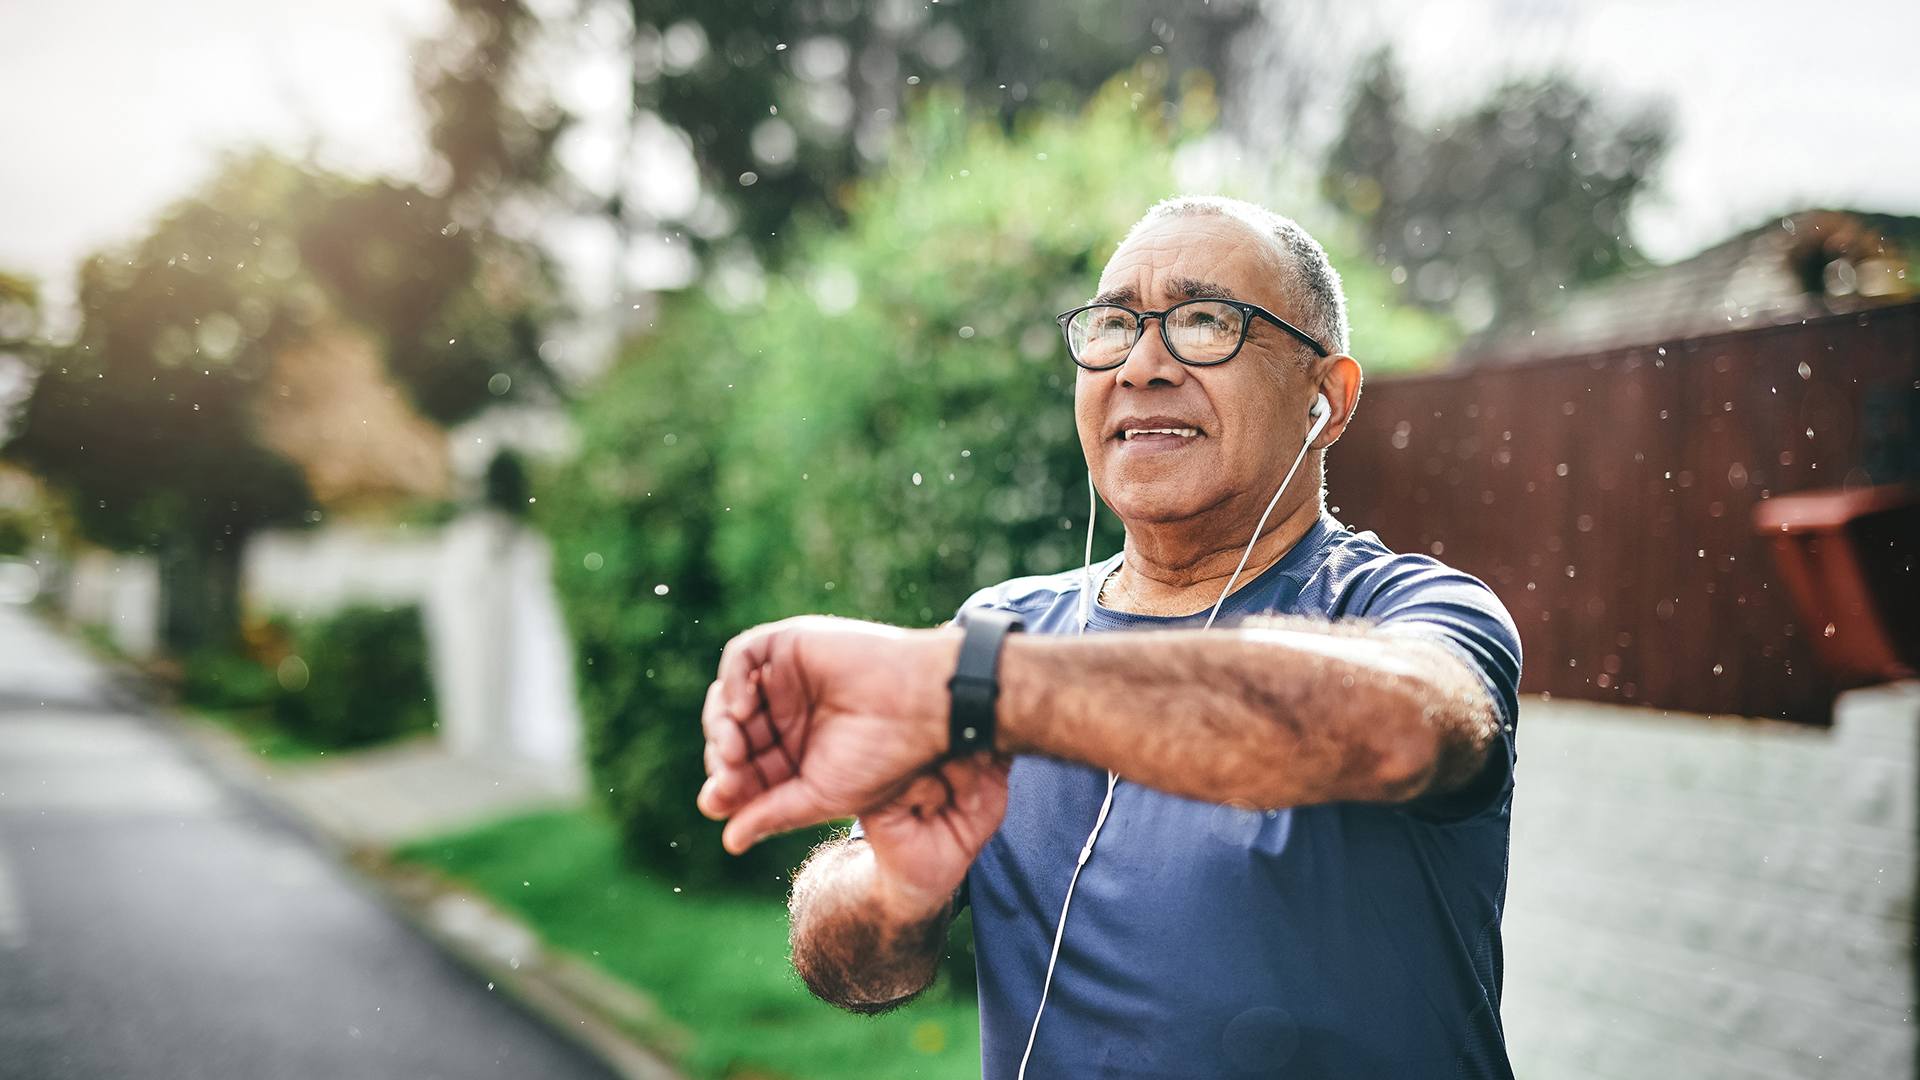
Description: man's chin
1097,479,1217,526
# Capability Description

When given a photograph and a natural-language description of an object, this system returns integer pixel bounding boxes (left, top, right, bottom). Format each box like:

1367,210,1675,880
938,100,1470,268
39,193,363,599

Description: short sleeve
1343,556,1523,823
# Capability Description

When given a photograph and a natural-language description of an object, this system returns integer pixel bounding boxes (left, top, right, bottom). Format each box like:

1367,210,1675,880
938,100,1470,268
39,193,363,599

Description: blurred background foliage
4,156,557,651
539,69,1454,888
271,604,439,750
1324,48,1671,336
627,0,1256,260
179,604,438,754
3,0,570,655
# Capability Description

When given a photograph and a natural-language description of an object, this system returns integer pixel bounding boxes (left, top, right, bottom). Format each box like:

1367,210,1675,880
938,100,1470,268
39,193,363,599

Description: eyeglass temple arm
1251,309,1329,357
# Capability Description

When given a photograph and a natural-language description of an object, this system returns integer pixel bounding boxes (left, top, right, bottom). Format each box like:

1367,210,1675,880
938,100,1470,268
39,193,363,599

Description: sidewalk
179,724,581,850
1503,682,1920,1080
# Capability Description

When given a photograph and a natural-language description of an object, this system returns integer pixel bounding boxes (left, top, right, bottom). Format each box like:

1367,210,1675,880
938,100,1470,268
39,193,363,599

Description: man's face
1076,213,1323,531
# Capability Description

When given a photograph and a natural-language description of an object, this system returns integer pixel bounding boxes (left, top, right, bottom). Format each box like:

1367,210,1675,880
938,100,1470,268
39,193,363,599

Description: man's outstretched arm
700,614,1502,854
997,617,1500,810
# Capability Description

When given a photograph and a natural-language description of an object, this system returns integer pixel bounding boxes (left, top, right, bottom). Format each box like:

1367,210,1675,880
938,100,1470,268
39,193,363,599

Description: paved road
0,605,620,1080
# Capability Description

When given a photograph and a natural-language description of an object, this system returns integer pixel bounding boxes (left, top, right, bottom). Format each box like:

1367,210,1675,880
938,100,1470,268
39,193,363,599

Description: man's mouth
1122,427,1199,441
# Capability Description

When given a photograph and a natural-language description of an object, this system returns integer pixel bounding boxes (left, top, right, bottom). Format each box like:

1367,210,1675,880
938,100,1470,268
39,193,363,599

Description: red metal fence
1327,302,1920,723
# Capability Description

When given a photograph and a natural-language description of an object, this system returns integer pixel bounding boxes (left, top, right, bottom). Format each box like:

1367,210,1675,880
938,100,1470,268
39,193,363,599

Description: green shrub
273,604,437,749
179,649,280,711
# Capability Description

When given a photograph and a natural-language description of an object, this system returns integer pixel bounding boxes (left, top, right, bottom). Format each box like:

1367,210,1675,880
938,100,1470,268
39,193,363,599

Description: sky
2,0,1917,323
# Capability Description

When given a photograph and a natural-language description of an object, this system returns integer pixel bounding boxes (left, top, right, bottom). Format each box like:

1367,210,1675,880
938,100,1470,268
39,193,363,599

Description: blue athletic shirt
952,514,1522,1079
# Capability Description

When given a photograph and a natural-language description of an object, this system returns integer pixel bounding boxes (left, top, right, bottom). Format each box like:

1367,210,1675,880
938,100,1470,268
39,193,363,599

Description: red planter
1753,484,1920,689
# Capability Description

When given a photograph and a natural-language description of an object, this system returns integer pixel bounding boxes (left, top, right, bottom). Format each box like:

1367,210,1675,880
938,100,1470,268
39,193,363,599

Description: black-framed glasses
1055,299,1328,370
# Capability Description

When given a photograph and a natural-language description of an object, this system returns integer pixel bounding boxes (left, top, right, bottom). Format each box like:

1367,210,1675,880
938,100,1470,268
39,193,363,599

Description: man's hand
785,753,1010,1014
696,616,969,855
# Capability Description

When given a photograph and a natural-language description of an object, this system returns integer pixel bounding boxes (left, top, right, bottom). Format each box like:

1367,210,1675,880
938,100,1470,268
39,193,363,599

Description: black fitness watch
947,609,1024,756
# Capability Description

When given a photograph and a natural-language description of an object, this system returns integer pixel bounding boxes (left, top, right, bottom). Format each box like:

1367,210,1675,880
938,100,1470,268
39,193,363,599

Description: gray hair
1122,195,1350,359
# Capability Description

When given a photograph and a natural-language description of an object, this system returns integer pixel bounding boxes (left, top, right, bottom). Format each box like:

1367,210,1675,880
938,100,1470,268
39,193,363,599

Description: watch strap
947,609,1023,756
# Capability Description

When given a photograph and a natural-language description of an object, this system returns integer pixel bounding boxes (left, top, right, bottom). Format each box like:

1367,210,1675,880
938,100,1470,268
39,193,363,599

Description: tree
415,0,566,205
5,154,555,652
541,75,1184,887
1324,50,1671,334
627,0,1260,260
5,0,570,655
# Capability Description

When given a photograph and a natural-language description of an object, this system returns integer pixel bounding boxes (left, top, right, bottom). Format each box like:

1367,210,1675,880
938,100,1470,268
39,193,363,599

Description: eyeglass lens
1067,301,1247,366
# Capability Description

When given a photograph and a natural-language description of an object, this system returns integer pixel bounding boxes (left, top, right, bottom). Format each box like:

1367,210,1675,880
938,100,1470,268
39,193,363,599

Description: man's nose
1115,319,1187,388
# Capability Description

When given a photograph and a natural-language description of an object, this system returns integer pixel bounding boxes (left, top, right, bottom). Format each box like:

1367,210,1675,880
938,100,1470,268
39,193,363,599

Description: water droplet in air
654,584,669,595
584,553,603,571
1824,623,1836,637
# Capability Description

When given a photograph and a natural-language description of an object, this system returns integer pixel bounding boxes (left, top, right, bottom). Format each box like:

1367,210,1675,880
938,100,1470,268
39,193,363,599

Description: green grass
182,705,334,763
393,810,981,1080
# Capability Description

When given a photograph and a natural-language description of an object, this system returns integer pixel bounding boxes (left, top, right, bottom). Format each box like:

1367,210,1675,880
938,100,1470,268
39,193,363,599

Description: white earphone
1019,391,1332,1079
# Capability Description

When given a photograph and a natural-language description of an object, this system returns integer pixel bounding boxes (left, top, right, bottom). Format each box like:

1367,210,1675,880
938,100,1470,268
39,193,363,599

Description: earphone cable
1202,429,1320,632
1021,399,1325,1075
1015,769,1117,1080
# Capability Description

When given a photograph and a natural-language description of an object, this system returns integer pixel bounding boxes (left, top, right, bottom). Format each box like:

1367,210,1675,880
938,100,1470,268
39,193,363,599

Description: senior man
698,196,1522,1078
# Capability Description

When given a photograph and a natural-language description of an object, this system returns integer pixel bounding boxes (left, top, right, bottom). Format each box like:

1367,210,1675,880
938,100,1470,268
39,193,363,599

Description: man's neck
1105,495,1324,618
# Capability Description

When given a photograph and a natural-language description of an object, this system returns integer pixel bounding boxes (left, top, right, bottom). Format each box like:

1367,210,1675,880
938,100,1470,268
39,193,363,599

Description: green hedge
272,605,437,750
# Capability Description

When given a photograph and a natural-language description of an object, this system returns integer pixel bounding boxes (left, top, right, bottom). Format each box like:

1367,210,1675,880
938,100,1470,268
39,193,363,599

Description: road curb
352,852,689,1080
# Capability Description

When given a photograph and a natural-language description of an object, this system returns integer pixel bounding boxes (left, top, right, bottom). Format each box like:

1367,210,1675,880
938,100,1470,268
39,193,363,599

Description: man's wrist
911,626,966,763
868,854,958,926
986,633,1051,756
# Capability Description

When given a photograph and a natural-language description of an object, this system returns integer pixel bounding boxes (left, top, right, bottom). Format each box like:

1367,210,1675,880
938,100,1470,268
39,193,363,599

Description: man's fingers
713,628,773,726
739,711,779,755
750,744,797,787
698,763,764,820
721,779,833,855
700,681,749,766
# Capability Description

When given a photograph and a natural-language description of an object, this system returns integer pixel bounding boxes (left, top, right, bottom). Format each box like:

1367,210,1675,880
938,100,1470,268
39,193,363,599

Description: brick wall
1502,684,1919,1078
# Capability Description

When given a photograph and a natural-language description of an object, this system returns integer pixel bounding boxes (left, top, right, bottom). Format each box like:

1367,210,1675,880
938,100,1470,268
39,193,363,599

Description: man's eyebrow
1169,276,1237,301
1088,279,1238,307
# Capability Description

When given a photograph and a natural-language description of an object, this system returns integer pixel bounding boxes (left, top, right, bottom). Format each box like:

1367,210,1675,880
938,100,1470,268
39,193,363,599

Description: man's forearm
788,838,951,1014
994,619,1497,809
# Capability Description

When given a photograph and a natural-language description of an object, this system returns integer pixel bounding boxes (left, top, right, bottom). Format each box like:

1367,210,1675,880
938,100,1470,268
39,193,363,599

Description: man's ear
1313,355,1363,449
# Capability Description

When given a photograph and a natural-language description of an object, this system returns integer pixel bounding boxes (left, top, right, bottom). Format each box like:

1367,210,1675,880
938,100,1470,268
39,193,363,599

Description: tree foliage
5,1,568,654
416,0,567,204
629,0,1258,259
5,153,556,649
1324,50,1671,334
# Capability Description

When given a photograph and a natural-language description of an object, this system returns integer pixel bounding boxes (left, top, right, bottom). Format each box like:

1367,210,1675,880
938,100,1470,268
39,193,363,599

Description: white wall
67,550,159,660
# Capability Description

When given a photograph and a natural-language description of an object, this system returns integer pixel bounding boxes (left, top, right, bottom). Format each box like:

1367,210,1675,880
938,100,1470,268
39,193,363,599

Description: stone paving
1503,684,1920,1080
